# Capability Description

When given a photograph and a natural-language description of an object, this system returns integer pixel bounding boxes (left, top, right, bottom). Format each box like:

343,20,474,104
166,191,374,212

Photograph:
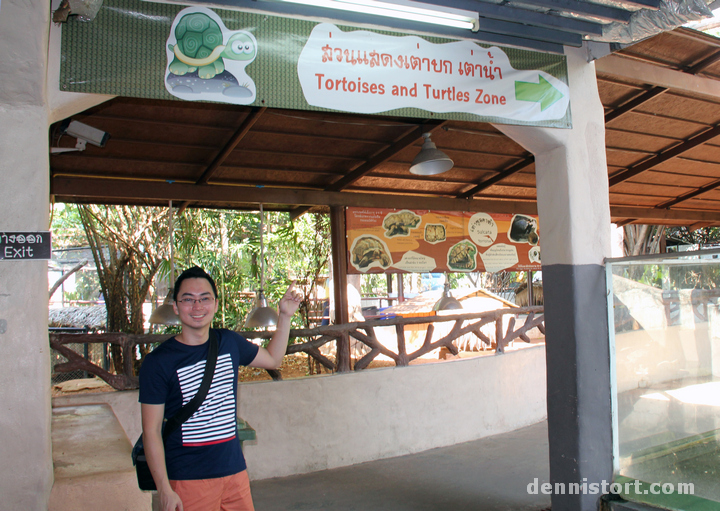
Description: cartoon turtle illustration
168,12,256,80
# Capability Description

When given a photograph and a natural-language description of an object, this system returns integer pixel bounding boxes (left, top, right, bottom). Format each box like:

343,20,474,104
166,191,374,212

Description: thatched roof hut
48,306,106,330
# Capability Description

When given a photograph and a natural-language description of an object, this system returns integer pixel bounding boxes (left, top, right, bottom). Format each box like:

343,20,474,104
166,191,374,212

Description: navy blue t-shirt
138,329,259,480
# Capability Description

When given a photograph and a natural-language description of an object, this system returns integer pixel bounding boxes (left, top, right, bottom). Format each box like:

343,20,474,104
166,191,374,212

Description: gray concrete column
495,45,613,511
0,1,54,509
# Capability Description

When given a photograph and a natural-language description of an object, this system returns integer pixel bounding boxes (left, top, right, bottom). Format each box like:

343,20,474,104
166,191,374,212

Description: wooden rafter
51,175,720,224
327,120,446,191
289,119,446,218
608,124,720,187
457,155,534,199
195,107,266,185
51,175,539,215
604,86,667,124
595,55,720,100
178,106,266,212
685,49,720,74
655,176,720,209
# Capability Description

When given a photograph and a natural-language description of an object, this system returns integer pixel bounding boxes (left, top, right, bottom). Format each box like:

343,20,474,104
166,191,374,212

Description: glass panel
609,251,720,506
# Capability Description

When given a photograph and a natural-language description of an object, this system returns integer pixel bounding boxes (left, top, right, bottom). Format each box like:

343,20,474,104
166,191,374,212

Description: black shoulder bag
132,329,219,491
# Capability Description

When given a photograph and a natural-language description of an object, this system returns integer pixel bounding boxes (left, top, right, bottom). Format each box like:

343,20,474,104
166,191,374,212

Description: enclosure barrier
50,306,545,390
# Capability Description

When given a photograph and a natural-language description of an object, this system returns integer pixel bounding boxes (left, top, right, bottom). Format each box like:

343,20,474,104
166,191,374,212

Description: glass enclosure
608,249,720,507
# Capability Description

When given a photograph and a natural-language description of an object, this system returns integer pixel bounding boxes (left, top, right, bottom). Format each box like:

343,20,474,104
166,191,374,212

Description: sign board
0,232,52,260
59,0,571,128
346,208,540,274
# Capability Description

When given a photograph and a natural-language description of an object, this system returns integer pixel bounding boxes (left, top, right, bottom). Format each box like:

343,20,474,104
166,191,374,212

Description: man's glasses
177,297,215,306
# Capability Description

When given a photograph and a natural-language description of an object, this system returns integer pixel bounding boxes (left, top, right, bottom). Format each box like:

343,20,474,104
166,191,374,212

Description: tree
665,226,720,247
172,208,331,329
77,205,169,372
623,224,665,256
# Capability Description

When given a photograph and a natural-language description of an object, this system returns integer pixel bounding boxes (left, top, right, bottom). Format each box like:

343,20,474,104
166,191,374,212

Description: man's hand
250,283,303,369
159,487,184,511
278,283,303,317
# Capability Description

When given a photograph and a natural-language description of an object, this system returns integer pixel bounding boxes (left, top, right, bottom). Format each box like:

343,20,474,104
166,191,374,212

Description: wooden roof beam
655,176,720,209
178,106,266,212
685,49,720,75
595,55,720,100
457,155,534,199
289,120,446,219
52,176,720,224
608,124,720,187
51,175,538,215
604,86,667,124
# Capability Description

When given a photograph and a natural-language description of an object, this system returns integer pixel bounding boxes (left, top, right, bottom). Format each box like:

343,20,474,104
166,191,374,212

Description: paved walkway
251,421,551,511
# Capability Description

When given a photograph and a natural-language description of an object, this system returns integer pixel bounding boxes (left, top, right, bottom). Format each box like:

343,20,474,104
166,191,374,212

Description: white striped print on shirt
176,353,237,447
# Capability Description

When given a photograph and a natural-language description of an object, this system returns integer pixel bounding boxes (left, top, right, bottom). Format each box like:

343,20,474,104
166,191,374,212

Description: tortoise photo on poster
382,210,421,238
350,235,393,271
424,223,446,244
508,214,539,245
447,240,477,271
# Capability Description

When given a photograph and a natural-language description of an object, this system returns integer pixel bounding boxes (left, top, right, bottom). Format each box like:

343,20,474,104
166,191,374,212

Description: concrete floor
50,404,151,511
250,420,551,511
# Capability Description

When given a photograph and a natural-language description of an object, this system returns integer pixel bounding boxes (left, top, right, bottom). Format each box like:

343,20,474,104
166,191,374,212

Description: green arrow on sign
515,75,563,111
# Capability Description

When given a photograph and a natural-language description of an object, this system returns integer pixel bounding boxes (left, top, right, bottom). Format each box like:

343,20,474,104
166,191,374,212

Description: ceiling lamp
410,133,454,176
433,281,463,311
149,201,181,326
272,0,479,31
245,204,279,328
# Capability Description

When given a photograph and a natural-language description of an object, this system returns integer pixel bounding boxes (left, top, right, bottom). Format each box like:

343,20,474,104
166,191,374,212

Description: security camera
60,119,110,147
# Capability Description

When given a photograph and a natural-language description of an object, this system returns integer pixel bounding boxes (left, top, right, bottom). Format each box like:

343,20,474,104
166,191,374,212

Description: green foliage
51,203,86,249
666,226,720,248
66,271,101,302
361,273,389,296
637,264,667,289
170,208,330,330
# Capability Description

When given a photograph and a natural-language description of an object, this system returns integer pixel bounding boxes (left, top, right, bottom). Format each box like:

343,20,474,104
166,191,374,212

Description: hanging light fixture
433,281,463,311
149,201,181,326
245,204,279,328
410,132,454,176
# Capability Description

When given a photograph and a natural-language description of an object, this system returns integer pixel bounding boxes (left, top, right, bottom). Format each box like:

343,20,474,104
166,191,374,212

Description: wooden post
395,324,408,366
330,206,351,372
527,270,534,306
397,273,405,303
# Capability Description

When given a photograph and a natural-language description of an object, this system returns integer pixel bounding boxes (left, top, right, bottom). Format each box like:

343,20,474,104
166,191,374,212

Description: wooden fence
49,307,545,390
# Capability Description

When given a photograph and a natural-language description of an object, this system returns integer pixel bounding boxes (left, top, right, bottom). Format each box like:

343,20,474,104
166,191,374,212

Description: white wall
239,345,547,480
53,346,547,481
0,1,53,509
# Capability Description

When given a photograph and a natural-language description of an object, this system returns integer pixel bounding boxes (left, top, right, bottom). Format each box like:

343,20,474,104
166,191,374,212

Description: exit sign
0,232,52,260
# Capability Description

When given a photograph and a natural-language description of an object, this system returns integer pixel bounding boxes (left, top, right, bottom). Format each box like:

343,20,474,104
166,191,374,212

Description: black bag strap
162,329,219,440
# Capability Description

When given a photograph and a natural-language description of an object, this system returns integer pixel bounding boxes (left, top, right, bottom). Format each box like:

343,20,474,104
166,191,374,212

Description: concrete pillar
495,45,612,511
0,1,53,509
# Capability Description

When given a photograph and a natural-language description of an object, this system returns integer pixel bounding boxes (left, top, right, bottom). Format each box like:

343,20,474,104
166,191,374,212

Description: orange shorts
170,470,254,511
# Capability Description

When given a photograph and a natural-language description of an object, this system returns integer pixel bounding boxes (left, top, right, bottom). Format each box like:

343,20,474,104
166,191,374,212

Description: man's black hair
173,266,218,301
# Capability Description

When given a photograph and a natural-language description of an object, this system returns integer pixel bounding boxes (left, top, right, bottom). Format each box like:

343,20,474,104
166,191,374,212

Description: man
139,266,302,511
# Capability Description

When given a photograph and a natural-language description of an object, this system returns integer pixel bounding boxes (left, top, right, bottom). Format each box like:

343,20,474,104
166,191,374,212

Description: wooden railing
50,307,544,390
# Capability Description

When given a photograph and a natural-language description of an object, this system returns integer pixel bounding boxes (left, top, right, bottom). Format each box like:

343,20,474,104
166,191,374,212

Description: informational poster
346,208,540,274
59,0,571,128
